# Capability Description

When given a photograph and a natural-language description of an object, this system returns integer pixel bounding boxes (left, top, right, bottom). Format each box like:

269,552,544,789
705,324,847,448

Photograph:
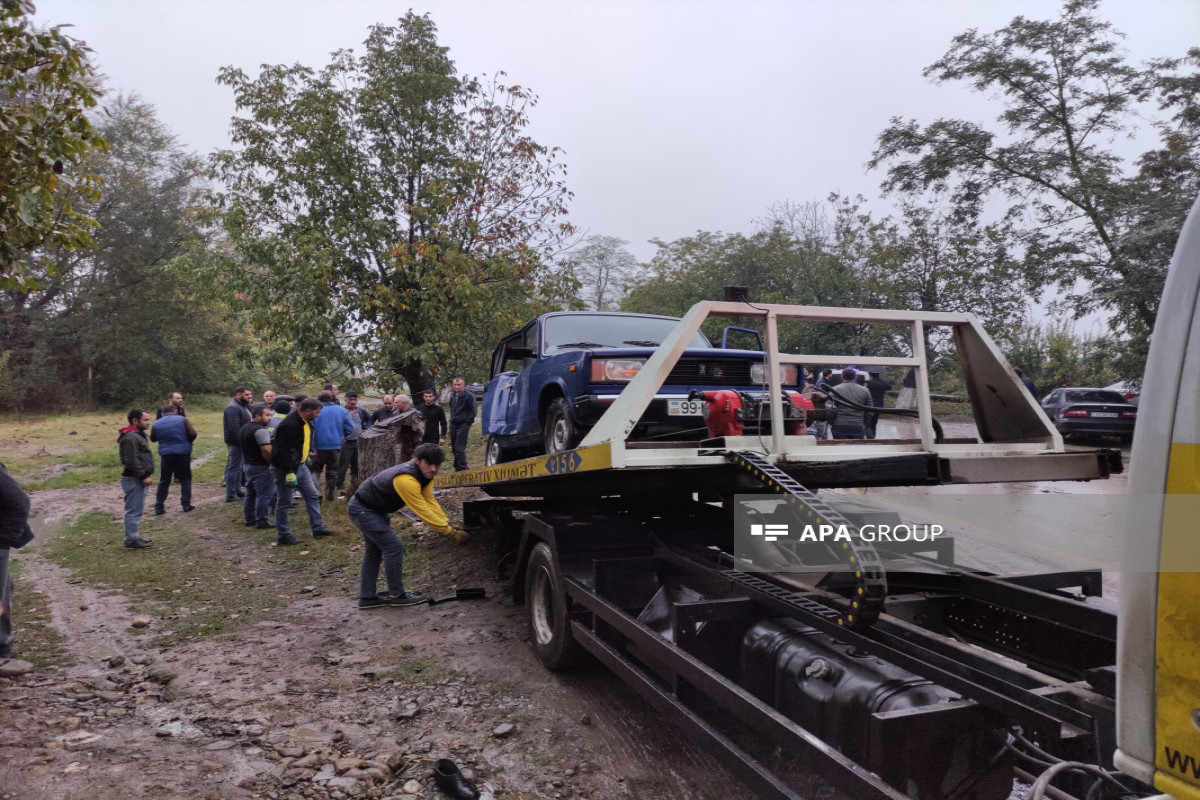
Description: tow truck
430,199,1200,799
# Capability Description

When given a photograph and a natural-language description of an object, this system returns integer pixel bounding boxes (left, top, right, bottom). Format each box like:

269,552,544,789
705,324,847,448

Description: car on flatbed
479,311,803,464
1040,387,1138,444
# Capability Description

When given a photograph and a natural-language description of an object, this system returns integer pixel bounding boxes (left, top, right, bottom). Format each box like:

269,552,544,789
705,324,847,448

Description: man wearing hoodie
118,409,155,549
0,461,35,662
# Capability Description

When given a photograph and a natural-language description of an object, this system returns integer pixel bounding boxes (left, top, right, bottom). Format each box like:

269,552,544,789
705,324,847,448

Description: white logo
750,523,789,542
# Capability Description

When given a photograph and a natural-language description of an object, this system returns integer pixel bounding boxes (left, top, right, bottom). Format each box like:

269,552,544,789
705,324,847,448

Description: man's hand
450,527,470,544
142,476,153,486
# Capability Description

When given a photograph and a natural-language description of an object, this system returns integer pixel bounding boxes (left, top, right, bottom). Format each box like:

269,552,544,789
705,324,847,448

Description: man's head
822,369,833,380
274,399,292,415
344,391,359,410
396,394,411,412
452,377,466,394
381,394,394,410
322,382,338,398
234,385,252,404
128,409,151,431
263,390,276,407
159,405,178,417
413,443,446,480
841,368,857,382
250,402,271,423
168,391,183,407
422,389,436,405
298,397,323,422
317,390,335,404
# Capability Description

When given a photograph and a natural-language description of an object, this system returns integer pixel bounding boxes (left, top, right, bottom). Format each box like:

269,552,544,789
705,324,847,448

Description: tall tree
0,0,106,290
564,235,639,311
868,0,1200,376
210,13,572,392
0,96,244,408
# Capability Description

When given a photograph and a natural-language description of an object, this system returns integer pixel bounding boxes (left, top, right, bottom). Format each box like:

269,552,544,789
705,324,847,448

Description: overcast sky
33,0,1200,264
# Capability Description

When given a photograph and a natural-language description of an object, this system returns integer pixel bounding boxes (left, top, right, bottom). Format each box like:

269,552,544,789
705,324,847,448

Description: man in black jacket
223,386,252,502
0,462,35,662
271,398,336,545
447,378,476,471
416,389,447,445
118,409,155,549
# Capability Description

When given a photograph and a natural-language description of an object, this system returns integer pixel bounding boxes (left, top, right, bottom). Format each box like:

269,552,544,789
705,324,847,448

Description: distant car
480,311,803,464
1040,387,1137,444
1103,380,1140,406
465,382,486,402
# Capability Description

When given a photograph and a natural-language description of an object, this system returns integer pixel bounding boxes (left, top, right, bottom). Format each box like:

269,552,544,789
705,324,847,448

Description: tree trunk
357,409,426,482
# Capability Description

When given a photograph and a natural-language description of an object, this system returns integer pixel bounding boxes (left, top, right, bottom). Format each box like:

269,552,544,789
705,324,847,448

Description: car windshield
1064,390,1127,404
542,314,711,353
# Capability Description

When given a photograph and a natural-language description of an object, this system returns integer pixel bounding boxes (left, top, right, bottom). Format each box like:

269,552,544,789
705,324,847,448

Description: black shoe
358,596,387,610
236,491,246,499
312,528,336,538
182,505,196,512
0,642,17,659
154,507,165,516
276,535,298,546
124,538,154,549
255,522,273,529
432,758,480,800
244,521,256,527
382,591,428,607
225,497,240,503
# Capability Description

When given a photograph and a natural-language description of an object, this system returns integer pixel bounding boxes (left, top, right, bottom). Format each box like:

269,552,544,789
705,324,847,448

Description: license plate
1091,412,1118,418
668,399,705,416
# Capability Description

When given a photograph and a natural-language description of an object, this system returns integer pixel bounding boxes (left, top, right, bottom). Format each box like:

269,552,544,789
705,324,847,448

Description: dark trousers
337,438,360,490
831,424,866,440
0,548,13,655
448,423,470,471
311,449,341,501
156,453,192,511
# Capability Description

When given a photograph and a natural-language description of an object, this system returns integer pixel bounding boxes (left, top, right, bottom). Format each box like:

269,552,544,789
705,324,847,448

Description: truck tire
484,436,507,466
525,541,585,670
543,397,579,454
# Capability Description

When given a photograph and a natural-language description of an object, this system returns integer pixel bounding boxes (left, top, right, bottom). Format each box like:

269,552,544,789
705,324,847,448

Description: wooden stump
358,409,425,482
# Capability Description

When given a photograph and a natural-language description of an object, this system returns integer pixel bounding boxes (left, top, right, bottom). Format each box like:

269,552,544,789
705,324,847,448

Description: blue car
480,311,801,464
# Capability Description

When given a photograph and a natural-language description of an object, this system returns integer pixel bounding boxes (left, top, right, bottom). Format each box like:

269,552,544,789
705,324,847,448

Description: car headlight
750,363,799,385
590,358,646,382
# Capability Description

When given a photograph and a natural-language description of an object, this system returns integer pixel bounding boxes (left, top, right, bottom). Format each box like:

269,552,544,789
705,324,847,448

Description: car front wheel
484,436,507,466
543,397,579,454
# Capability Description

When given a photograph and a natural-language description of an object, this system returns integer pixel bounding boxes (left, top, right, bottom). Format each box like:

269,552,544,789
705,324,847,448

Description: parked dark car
1040,387,1137,444
480,311,801,464
465,382,486,402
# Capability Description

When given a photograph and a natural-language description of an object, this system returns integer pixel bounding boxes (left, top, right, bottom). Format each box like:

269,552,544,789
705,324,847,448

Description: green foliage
869,0,1200,380
0,0,106,289
1003,318,1119,393
0,96,248,409
209,13,573,392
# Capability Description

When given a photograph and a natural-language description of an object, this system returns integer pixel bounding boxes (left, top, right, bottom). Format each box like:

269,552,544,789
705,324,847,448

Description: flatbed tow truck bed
431,301,1144,800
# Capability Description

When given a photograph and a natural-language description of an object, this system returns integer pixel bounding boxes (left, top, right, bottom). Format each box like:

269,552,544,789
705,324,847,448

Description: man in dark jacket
223,386,252,502
416,389,447,445
865,370,892,440
0,462,35,662
118,409,155,549
155,391,187,420
447,378,476,471
369,394,399,425
826,368,872,440
271,398,336,545
150,404,197,515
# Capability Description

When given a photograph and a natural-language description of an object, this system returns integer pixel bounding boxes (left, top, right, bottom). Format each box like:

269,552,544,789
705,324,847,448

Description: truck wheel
484,436,507,466
543,398,578,454
526,542,585,670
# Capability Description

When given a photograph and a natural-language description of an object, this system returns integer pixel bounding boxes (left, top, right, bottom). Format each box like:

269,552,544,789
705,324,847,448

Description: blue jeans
0,548,13,654
348,498,406,599
273,464,325,538
224,444,244,500
243,463,276,525
120,476,148,543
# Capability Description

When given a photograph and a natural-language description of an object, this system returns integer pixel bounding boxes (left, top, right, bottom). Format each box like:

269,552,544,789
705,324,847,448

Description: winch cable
724,449,887,628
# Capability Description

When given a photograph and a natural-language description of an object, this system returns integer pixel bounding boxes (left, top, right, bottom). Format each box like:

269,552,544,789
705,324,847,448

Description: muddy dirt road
0,484,763,800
